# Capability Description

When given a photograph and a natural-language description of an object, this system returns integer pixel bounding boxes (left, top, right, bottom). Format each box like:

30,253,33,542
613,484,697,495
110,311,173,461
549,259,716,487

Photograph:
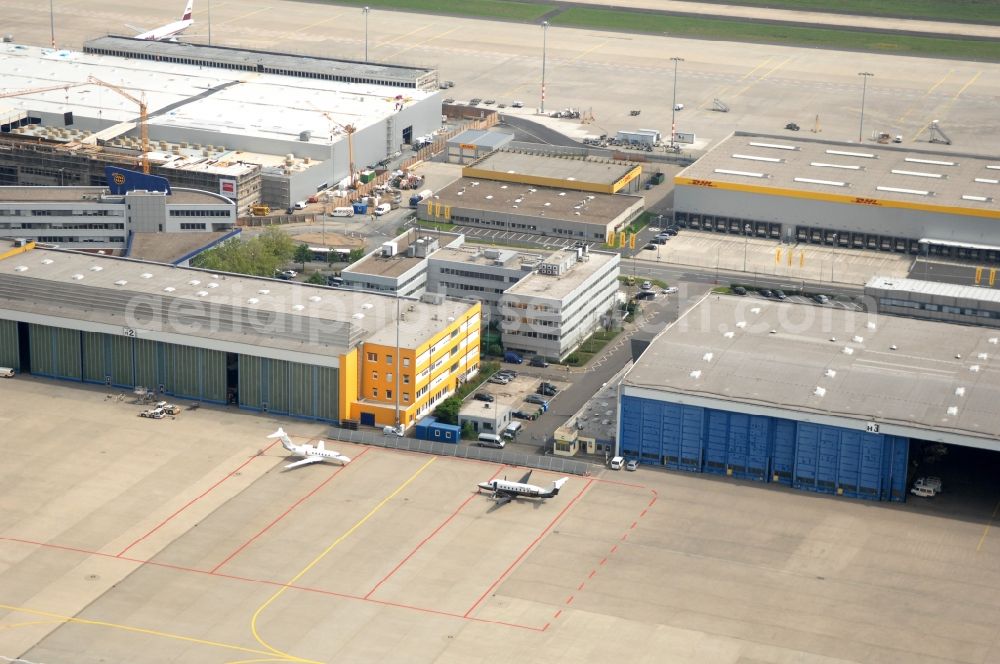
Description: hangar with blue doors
618,294,1000,502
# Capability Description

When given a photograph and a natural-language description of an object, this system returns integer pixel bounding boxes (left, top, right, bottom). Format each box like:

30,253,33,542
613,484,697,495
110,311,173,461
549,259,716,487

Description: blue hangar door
619,395,909,502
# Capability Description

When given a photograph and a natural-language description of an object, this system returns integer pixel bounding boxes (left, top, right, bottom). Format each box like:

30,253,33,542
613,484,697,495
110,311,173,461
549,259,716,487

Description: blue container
352,202,368,214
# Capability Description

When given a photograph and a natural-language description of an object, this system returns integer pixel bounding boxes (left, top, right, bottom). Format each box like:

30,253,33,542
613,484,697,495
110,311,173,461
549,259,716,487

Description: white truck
0,367,14,378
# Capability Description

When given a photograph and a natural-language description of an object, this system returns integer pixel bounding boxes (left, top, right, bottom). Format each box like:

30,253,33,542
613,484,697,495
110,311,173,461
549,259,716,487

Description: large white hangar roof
677,132,1000,217
0,43,436,147
624,295,1000,449
0,247,473,359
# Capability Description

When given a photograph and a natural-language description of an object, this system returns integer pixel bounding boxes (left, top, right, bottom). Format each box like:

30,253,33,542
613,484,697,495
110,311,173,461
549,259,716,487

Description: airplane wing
125,23,149,32
493,493,513,507
284,456,325,470
330,453,351,465
516,469,532,485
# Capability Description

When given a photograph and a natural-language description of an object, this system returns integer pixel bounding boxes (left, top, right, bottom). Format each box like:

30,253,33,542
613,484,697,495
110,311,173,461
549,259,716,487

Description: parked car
664,227,679,236
504,351,523,364
914,476,943,493
636,291,655,300
759,289,773,298
911,485,936,498
469,98,482,105
732,286,748,296
640,280,653,291
785,122,800,131
529,356,549,368
774,289,787,300
643,243,656,251
497,368,518,378
488,375,510,385
537,385,557,397
483,99,496,105
651,237,668,245
813,294,830,304
473,392,494,403
610,456,625,470
511,100,524,108
139,407,165,419
512,410,534,420
539,381,557,392
154,401,181,415
626,459,639,471
525,394,548,406
662,286,678,294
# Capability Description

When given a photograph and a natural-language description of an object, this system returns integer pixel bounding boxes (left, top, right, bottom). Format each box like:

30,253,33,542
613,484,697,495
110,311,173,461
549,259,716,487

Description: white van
0,367,14,378
477,433,505,448
910,485,936,498
293,200,308,210
502,421,522,440
374,203,392,216
332,206,355,217
610,456,625,470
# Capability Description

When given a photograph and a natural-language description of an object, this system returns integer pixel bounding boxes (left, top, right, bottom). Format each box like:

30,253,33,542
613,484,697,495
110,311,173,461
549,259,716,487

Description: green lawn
693,0,1000,24
551,8,1000,61
305,0,553,21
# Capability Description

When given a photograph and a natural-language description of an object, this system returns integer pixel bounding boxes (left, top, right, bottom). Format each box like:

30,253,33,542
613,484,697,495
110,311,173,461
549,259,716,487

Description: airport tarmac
5,0,1000,158
3,376,1000,662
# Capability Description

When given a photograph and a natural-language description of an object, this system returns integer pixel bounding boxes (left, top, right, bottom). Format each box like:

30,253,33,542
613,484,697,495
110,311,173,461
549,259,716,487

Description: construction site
0,38,444,213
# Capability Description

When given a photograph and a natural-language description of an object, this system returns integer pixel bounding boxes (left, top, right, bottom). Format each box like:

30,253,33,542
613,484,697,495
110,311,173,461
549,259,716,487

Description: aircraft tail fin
267,427,294,451
317,440,326,451
551,477,569,495
182,0,194,21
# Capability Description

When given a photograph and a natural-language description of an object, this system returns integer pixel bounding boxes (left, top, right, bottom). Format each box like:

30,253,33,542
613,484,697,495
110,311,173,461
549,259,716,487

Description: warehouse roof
429,178,643,226
447,129,514,150
464,150,640,192
677,132,1000,214
504,249,618,300
0,43,435,150
624,295,1000,445
0,246,475,357
867,276,1000,305
343,230,462,279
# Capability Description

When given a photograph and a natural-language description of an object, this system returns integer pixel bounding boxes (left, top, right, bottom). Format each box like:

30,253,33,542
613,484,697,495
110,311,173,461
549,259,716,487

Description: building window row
880,297,997,318
169,209,232,217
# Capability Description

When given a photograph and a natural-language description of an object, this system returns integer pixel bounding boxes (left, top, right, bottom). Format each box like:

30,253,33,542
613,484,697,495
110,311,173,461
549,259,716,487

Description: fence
326,426,594,476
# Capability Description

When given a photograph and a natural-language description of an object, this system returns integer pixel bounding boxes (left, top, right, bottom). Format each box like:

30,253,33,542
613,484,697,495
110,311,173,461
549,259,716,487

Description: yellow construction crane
0,76,150,174
320,111,357,186
85,76,150,174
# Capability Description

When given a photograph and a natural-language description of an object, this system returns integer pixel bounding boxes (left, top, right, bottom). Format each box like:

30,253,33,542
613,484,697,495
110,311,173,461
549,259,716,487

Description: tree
294,243,313,271
348,248,365,263
461,422,476,440
306,272,326,285
192,228,297,277
433,396,461,425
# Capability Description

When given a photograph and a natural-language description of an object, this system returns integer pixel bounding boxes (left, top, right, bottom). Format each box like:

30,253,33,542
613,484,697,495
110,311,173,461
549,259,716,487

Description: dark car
774,289,787,300
512,410,534,420
636,291,655,300
537,385,557,397
664,227,679,236
525,394,548,406
473,392,494,403
497,369,518,378
643,243,656,251
785,122,800,131
651,237,668,245
529,356,549,368
760,289,773,298
732,286,748,296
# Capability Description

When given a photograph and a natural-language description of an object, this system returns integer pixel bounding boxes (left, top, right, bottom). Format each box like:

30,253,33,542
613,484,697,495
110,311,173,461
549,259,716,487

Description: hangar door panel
0,319,18,370
28,324,81,380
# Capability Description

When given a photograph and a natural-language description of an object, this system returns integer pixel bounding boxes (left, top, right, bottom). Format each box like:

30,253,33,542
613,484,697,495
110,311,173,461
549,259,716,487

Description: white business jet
477,470,568,507
268,427,351,470
130,0,195,41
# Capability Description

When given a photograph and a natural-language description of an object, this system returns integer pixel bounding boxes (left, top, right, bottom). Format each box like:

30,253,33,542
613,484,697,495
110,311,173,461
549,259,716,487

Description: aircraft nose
477,482,493,491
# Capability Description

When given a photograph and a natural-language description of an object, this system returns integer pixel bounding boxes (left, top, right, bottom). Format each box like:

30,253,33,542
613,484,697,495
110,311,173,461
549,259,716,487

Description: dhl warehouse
674,132,1000,262
0,241,480,429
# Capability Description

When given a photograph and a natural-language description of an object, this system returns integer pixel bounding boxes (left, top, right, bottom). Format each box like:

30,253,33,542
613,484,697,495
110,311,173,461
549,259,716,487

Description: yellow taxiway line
249,456,437,661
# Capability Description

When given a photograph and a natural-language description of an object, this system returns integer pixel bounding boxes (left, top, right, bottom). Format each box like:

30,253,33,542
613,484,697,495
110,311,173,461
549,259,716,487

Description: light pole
363,6,371,62
858,72,874,143
208,0,212,46
830,232,838,283
669,57,684,149
540,21,549,114
742,223,752,272
49,0,55,48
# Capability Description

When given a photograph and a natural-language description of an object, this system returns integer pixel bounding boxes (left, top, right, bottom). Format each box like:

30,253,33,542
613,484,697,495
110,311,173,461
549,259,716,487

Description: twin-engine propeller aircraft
478,470,568,507
268,428,351,470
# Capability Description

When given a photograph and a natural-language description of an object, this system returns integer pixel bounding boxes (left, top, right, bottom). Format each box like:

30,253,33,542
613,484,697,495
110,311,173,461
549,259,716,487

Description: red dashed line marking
588,569,596,579
640,509,648,518
577,582,585,591
621,533,628,541
610,545,618,554
648,497,657,507
552,609,562,619
565,595,574,605
630,520,638,529
599,557,608,566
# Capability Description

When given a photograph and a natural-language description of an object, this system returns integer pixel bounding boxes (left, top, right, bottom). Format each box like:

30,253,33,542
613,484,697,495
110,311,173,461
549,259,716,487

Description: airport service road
4,378,1000,662
9,0,1000,156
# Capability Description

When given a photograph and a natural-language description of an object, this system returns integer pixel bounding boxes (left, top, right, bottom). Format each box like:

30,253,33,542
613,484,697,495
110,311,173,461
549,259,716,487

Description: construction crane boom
0,76,151,174
321,111,356,187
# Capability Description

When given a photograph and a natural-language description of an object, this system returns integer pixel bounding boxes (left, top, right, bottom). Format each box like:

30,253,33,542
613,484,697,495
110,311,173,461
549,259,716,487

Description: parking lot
457,225,599,251
5,378,1000,662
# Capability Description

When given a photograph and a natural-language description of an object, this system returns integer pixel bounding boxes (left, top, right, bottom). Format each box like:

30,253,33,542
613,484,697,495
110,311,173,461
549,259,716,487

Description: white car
673,103,684,111
914,476,943,493
640,280,653,291
662,286,678,294
625,459,638,471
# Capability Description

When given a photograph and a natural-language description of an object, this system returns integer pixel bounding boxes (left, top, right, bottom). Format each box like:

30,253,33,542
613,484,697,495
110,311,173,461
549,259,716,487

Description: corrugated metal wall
620,396,909,502
238,354,339,422
0,319,18,369
29,324,81,380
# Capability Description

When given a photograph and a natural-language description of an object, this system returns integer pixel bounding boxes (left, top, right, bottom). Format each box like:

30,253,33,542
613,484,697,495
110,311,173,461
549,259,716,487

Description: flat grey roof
678,132,1000,214
624,295,1000,445
867,275,1000,305
344,230,458,279
431,178,642,225
128,231,233,265
465,151,638,187
504,250,618,300
429,245,530,270
87,36,434,86
0,246,475,356
447,129,513,149
0,186,226,205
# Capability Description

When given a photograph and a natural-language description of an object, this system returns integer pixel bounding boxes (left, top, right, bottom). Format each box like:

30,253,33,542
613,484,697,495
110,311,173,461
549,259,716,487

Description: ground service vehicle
504,351,523,364
610,456,625,470
0,367,14,378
